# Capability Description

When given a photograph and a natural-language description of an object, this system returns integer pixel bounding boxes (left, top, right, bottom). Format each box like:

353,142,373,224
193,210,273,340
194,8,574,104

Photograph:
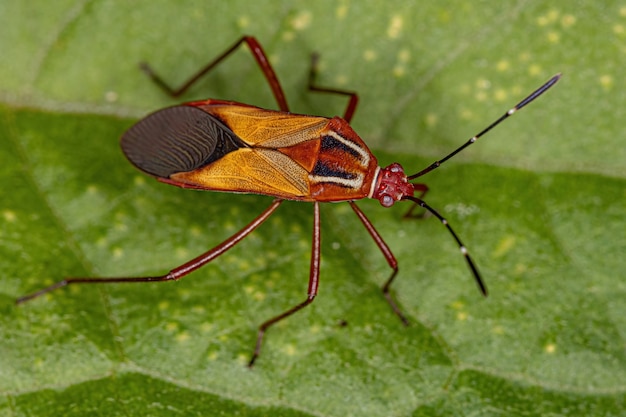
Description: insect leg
307,53,359,123
140,36,289,111
16,200,283,304
348,202,409,326
248,202,321,367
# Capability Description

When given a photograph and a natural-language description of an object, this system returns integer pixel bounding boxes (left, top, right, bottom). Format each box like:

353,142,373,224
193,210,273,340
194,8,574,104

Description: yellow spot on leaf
599,74,613,90
528,64,542,76
494,88,507,102
561,14,576,28
114,222,127,232
614,24,625,35
545,343,556,353
494,235,516,257
269,271,281,284
239,259,251,271
166,322,178,332
537,9,559,26
2,210,16,222
425,113,438,127
476,78,491,89
387,15,403,39
334,74,348,86
457,311,468,321
283,343,296,356
112,247,123,259
104,91,118,103
291,10,312,30
537,15,549,26
192,305,205,314
547,9,560,22
269,53,280,66
158,301,169,310
176,331,190,343
496,60,510,72
547,31,560,43
336,4,348,19
398,49,410,63
237,16,249,29
175,247,189,259
363,49,377,61
459,108,473,120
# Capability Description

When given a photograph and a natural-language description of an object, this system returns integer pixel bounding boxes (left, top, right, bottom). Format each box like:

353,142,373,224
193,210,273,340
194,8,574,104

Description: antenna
408,73,561,180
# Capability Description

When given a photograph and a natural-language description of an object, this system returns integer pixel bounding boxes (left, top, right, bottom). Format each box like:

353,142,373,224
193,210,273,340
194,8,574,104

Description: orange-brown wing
193,100,329,147
171,148,312,199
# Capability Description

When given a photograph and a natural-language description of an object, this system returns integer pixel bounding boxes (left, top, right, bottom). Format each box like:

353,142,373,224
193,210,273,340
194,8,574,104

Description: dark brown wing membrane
121,105,248,178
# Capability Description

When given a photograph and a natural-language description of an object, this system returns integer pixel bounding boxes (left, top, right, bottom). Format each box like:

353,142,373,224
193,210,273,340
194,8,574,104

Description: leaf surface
1,1,625,416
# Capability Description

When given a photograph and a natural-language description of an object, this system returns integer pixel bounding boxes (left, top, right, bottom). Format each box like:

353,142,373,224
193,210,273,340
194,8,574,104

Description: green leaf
2,1,625,416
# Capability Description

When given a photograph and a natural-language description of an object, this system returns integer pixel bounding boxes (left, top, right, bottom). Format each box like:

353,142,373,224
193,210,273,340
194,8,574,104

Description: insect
17,36,560,367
